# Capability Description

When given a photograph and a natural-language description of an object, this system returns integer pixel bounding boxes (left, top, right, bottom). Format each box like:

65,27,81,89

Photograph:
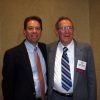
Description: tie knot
34,47,37,52
63,47,68,53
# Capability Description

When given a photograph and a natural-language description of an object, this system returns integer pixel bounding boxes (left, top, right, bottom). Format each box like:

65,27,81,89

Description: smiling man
2,16,47,100
47,16,97,100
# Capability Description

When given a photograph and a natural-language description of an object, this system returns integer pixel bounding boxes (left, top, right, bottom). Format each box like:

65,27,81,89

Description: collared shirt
54,40,74,93
25,40,47,97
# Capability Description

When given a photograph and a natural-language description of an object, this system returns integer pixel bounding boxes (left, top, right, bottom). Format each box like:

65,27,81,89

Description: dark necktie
61,47,72,91
34,47,45,99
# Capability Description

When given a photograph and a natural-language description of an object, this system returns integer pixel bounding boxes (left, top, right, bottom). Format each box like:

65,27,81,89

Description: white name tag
77,60,86,70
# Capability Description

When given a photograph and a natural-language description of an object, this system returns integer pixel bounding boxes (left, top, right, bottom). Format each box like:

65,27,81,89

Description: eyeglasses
58,26,73,31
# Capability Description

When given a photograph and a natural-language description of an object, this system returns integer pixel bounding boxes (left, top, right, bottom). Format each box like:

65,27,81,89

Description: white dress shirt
25,40,47,97
54,40,74,93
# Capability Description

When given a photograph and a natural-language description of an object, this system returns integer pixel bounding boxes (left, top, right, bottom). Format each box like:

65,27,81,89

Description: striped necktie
61,47,72,91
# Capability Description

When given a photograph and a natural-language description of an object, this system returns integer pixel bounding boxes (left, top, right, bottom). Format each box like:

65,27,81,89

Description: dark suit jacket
2,40,47,100
47,40,97,100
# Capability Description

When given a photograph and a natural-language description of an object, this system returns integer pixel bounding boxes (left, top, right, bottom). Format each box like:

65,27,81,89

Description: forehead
27,20,40,26
59,19,72,26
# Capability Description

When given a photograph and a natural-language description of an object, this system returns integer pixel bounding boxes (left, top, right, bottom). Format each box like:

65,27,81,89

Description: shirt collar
58,40,74,52
25,40,38,52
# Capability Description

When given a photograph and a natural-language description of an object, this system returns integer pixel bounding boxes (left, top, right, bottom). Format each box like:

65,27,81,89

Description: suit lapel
49,42,58,86
19,42,35,89
73,41,83,91
38,43,47,64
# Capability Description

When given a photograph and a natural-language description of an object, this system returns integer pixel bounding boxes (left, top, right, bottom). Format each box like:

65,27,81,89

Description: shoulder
4,41,25,57
38,42,47,49
38,42,46,46
47,41,58,48
75,40,93,51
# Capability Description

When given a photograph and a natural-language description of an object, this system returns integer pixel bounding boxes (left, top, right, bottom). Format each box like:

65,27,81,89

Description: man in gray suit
47,16,97,100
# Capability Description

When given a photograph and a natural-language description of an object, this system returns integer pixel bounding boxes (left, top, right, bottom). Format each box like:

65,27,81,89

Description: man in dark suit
47,17,97,100
2,16,47,100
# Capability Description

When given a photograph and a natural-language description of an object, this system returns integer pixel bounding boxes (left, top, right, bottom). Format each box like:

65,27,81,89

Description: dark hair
24,16,42,30
55,16,74,30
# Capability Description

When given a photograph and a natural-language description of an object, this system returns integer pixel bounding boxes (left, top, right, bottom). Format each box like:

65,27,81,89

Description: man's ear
23,30,26,36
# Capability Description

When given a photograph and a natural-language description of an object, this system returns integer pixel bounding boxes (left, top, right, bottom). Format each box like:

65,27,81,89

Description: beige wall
90,0,100,100
0,1,2,99
0,0,100,100
1,0,90,51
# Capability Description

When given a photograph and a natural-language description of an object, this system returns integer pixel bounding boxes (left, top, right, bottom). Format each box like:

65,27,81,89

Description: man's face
24,20,42,45
57,19,74,46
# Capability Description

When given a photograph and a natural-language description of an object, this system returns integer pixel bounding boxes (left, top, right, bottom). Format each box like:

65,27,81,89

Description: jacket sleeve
2,50,15,100
86,45,97,100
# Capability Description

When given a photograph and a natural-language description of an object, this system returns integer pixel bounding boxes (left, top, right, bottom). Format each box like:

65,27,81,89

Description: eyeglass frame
58,26,73,31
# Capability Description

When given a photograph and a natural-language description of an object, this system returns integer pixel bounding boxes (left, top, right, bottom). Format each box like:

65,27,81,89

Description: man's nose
32,28,37,32
64,29,70,33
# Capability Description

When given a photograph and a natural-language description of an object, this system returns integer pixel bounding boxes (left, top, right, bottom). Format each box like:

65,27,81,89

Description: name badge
77,60,86,70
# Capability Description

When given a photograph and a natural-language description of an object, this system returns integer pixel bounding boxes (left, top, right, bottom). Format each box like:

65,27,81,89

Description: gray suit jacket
47,40,97,100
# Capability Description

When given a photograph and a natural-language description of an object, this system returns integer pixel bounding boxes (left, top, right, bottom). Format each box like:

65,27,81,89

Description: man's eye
27,27,41,30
